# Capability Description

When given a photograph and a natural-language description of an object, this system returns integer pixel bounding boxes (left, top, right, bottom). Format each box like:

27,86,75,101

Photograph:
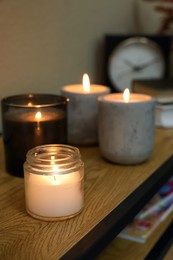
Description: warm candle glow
28,102,33,106
50,155,56,166
83,73,90,92
51,155,55,160
123,88,130,103
50,155,60,180
35,111,42,120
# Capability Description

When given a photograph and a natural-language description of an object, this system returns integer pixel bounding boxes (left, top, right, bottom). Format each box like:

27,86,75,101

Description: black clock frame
104,34,172,92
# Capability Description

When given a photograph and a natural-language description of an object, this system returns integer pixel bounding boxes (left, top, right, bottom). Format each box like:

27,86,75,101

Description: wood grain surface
0,128,173,260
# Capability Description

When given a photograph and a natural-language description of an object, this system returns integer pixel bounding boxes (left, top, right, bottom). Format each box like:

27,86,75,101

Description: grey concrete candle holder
61,85,110,146
98,94,156,165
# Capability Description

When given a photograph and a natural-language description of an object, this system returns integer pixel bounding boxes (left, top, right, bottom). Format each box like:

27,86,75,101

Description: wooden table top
0,128,173,260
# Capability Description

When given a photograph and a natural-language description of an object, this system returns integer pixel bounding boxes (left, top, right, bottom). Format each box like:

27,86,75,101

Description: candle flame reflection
50,156,59,171
28,102,33,106
50,156,61,185
83,73,90,92
35,111,42,131
35,111,42,120
123,88,130,103
50,155,55,165
51,155,55,160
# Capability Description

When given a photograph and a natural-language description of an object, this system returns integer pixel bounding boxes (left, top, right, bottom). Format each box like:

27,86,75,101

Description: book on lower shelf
132,79,173,104
132,79,173,128
118,176,173,243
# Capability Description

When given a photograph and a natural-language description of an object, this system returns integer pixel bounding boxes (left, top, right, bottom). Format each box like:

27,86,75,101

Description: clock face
108,37,165,92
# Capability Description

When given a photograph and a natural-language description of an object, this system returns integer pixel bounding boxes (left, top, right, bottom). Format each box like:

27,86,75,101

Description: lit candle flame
35,111,42,120
28,102,33,106
83,73,90,92
123,88,130,103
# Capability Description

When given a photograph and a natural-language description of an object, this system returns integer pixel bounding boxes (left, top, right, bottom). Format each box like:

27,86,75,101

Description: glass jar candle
24,144,84,221
1,94,68,177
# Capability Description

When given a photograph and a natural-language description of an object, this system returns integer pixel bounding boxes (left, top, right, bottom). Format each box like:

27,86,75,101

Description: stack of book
118,176,173,243
132,79,173,128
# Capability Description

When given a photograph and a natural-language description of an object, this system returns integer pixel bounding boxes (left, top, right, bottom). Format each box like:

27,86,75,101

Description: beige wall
0,0,135,99
0,0,135,131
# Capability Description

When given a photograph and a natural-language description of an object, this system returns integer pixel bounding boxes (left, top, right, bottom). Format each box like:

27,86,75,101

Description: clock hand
117,58,160,79
124,59,136,68
124,59,147,71
124,59,149,71
116,68,134,79
136,58,159,70
116,59,151,78
124,58,159,72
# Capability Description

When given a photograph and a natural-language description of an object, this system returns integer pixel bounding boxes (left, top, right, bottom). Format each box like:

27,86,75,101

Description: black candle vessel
1,94,68,177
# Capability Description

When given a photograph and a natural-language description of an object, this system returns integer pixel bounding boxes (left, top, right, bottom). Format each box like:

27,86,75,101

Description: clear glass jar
24,144,84,221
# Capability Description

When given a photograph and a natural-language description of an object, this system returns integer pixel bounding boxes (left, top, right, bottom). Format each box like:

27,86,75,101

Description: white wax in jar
25,171,83,218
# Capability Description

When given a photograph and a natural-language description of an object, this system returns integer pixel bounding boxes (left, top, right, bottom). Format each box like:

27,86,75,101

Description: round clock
108,37,165,92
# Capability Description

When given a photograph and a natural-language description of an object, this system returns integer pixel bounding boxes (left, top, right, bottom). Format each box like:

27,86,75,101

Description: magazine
118,176,173,243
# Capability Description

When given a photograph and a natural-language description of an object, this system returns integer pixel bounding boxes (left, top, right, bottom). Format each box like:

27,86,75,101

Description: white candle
25,171,83,218
98,89,156,165
103,88,152,103
24,144,84,221
61,74,110,145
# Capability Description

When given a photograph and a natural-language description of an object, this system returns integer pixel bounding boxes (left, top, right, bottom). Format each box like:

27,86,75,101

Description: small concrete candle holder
61,74,110,146
98,90,156,165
